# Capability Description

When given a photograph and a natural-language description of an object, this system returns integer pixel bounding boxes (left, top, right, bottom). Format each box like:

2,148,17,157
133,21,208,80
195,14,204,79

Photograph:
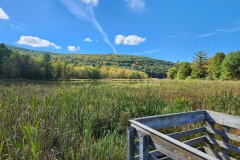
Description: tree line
0,44,150,79
8,45,174,78
167,50,240,80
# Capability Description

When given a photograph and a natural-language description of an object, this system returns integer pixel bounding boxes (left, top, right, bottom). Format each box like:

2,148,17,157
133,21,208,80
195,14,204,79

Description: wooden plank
135,136,207,158
206,136,240,154
184,136,207,146
159,157,172,160
131,121,217,160
203,146,236,160
221,126,230,157
167,127,206,139
139,134,149,160
135,150,164,160
159,147,204,160
206,121,215,150
206,110,240,129
205,126,240,142
132,110,206,130
127,127,136,160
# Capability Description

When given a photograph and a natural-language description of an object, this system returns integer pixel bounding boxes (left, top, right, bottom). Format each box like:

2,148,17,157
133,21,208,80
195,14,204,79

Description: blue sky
1,0,240,62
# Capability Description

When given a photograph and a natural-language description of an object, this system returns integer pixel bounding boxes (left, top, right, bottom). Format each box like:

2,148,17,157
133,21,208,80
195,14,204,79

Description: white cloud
68,46,80,52
10,24,20,28
115,35,125,44
197,26,240,38
61,0,117,53
115,35,146,45
82,0,98,6
0,8,9,20
133,49,160,55
84,38,92,42
124,0,145,12
17,36,61,49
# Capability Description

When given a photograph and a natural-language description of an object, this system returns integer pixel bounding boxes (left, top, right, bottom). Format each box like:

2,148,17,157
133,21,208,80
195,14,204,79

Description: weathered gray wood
139,134,149,160
167,127,206,139
132,110,206,130
158,147,205,160
135,150,164,160
203,146,236,160
159,157,172,160
206,121,215,150
184,136,207,146
131,121,217,160
129,110,240,160
206,110,240,129
135,136,207,159
127,127,136,160
204,126,240,142
135,142,139,154
221,125,230,157
206,136,240,154
135,133,207,150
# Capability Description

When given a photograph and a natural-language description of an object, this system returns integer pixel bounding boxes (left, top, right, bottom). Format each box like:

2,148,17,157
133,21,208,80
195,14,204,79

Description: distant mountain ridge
6,44,174,78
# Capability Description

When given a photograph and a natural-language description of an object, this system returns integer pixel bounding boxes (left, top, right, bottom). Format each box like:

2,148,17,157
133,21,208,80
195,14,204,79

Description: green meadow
0,80,240,159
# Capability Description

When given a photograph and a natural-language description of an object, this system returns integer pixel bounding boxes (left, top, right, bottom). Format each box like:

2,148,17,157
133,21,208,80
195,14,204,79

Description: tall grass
0,80,240,159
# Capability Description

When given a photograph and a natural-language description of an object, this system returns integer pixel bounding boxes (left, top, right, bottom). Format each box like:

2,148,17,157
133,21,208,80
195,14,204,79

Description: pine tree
191,51,208,79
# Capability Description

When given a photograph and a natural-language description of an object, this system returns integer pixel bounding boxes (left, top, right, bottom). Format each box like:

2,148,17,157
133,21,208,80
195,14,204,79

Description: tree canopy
0,44,174,80
167,50,240,80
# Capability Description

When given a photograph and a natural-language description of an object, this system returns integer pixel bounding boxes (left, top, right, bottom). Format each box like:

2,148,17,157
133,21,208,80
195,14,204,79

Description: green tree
191,50,208,79
221,51,240,80
209,52,225,79
167,67,178,79
43,53,53,79
0,43,12,78
177,62,192,80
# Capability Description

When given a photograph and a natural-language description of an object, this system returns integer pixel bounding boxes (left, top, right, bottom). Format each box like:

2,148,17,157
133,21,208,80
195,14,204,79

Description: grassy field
0,80,240,159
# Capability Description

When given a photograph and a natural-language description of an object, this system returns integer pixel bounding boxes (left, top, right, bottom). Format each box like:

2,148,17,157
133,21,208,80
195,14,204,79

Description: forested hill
0,44,174,79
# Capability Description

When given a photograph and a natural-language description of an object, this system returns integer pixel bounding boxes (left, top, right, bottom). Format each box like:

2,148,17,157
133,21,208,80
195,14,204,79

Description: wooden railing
127,110,240,160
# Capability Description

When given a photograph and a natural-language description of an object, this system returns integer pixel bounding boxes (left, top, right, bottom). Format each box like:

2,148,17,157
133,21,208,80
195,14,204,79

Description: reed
0,80,239,159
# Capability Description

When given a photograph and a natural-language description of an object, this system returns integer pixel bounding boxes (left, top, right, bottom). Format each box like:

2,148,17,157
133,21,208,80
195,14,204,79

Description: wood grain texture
132,110,206,130
206,110,240,129
131,121,217,160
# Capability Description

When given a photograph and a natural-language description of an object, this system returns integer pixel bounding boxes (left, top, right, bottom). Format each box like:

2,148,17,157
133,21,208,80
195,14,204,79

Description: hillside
1,44,174,79
7,45,174,78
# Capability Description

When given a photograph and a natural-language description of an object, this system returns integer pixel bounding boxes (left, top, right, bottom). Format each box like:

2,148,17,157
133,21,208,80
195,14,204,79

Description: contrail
61,0,117,53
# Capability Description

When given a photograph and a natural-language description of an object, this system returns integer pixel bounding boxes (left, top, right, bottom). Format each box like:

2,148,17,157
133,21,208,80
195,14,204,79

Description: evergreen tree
191,50,208,79
221,51,240,80
177,62,192,80
43,53,53,79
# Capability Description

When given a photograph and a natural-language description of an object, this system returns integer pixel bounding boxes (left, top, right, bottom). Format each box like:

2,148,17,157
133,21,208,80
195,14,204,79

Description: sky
1,0,240,62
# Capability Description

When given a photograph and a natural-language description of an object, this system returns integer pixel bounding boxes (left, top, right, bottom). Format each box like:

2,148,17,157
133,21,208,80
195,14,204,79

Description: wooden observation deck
127,110,240,160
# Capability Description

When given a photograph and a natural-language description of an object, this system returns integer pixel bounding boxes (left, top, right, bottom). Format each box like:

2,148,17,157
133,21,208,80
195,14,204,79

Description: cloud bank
0,8,9,20
68,46,80,51
61,0,117,53
17,36,60,49
115,35,146,45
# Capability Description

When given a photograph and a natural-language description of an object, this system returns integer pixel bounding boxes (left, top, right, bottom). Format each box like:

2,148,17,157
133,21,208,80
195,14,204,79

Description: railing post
206,121,215,149
127,127,136,160
221,125,230,156
139,134,149,160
